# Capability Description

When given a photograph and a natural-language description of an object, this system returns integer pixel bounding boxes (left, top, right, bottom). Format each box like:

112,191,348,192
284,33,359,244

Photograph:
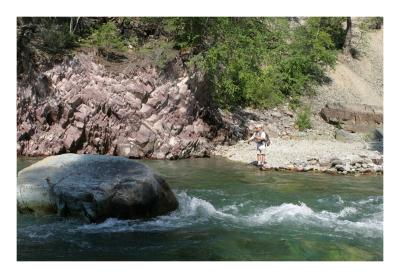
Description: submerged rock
17,154,178,222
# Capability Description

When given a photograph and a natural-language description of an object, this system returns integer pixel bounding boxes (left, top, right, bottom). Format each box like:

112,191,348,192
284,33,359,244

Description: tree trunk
69,17,74,35
73,17,80,34
343,17,352,55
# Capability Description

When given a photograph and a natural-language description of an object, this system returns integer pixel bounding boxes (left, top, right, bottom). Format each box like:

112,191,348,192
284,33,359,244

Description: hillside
17,17,384,173
214,22,384,175
311,27,383,111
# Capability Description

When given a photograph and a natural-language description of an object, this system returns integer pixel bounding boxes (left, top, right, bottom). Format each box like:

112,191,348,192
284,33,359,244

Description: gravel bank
213,138,383,174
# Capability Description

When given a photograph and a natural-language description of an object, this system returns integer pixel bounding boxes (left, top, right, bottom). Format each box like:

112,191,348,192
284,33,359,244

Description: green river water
17,157,383,261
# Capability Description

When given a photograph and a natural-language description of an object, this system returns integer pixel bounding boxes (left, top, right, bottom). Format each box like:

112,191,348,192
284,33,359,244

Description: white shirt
249,131,266,144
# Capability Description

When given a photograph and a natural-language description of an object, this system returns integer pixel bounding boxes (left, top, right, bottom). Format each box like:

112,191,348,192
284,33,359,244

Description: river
17,156,383,260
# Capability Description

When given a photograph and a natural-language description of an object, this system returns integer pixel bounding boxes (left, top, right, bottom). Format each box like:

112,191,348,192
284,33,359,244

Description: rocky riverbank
213,28,383,175
16,27,383,174
17,53,243,159
213,132,383,175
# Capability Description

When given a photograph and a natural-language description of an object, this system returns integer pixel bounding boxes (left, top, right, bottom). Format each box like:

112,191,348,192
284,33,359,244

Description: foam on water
351,196,383,206
175,191,234,219
26,232,54,239
75,191,236,233
73,191,382,238
317,194,345,205
247,202,382,238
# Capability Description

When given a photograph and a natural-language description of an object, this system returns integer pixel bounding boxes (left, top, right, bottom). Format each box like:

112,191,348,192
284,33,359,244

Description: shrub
289,96,301,111
137,40,178,70
187,17,337,109
364,17,383,29
36,22,76,54
125,35,139,49
296,106,312,131
84,21,125,59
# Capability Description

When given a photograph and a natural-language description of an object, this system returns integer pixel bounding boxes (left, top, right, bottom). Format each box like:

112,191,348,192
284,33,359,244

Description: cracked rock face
16,54,215,159
17,154,179,222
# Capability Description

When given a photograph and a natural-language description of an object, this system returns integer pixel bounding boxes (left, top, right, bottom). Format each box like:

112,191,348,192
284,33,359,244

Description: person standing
247,124,270,166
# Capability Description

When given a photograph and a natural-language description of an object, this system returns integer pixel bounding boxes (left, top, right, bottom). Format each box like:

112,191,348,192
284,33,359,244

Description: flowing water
17,157,383,261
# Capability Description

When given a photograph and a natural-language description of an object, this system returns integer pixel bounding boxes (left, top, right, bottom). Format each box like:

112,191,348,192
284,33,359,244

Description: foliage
125,35,139,49
18,17,362,111
195,18,283,108
83,21,125,58
137,39,178,69
296,106,312,131
17,17,77,55
333,121,343,130
362,17,383,29
37,23,76,54
317,17,347,49
288,96,301,111
175,17,338,109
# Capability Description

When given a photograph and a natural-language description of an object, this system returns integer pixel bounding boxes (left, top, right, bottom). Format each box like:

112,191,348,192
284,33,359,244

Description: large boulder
17,154,178,222
320,102,383,132
334,129,360,142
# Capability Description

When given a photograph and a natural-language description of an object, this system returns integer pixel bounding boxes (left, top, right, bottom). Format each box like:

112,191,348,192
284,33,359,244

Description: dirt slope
311,28,383,112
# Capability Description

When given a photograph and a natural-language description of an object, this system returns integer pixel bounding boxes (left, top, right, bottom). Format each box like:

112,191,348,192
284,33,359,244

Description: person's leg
258,145,266,165
256,153,260,165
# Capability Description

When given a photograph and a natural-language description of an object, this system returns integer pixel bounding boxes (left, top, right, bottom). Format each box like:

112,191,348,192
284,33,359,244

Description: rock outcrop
17,154,178,222
17,53,240,158
320,102,383,132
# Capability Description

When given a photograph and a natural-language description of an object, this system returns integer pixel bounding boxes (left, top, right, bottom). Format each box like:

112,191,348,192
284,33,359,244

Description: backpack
259,131,271,146
265,133,271,146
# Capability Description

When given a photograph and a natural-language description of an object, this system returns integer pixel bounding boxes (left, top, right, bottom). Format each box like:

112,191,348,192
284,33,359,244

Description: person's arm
246,133,255,143
265,132,270,145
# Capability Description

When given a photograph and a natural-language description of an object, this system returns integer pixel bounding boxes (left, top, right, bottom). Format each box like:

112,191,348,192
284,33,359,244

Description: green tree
84,21,125,59
178,17,338,109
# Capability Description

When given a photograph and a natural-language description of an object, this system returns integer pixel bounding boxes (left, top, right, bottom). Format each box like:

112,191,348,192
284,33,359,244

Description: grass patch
296,106,312,131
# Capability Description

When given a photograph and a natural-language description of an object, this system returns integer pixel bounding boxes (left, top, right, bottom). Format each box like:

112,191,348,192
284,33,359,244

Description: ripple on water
68,191,382,239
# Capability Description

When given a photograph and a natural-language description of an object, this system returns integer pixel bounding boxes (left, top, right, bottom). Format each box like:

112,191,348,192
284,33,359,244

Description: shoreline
212,138,383,175
18,139,384,176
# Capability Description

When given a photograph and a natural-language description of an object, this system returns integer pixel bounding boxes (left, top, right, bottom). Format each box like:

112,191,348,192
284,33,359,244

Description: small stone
271,111,282,118
68,95,83,109
307,158,319,165
295,166,304,172
303,165,314,172
335,129,358,142
319,159,331,167
325,168,337,174
139,104,154,119
372,158,383,165
75,121,84,129
331,158,343,167
261,165,272,171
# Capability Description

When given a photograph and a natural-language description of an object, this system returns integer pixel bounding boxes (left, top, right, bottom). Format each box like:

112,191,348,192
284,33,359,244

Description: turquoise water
17,157,383,261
